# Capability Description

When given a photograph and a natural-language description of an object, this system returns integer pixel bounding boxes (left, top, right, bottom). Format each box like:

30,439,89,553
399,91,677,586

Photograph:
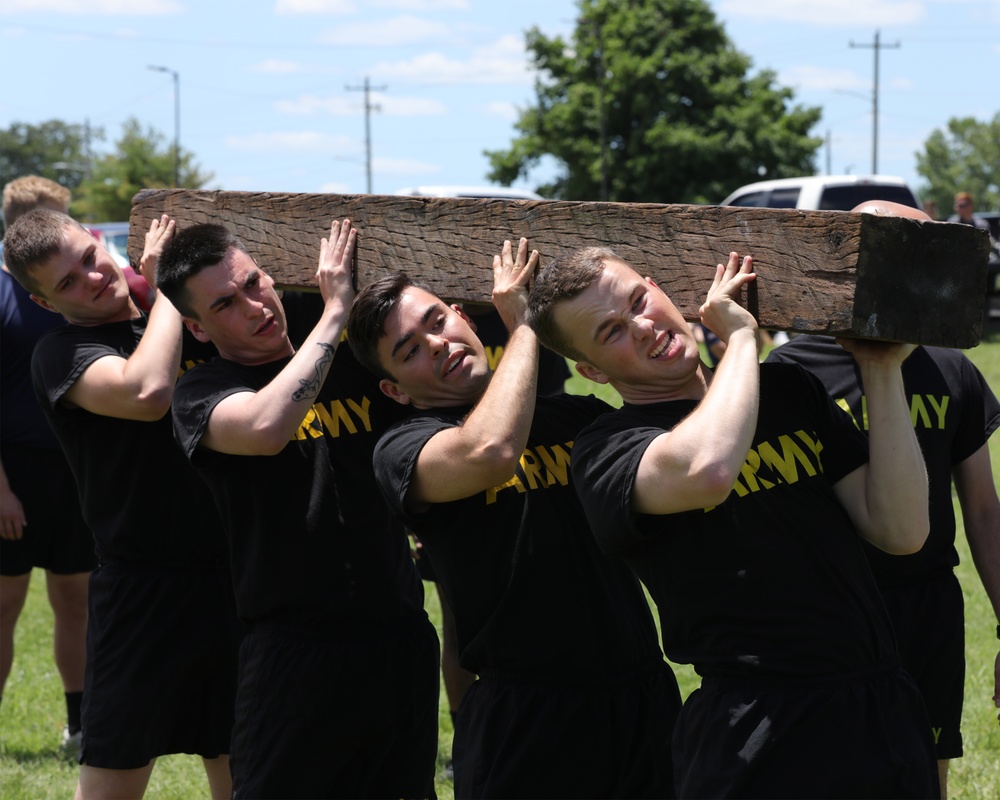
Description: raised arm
831,340,929,554
406,238,539,509
634,252,759,514
200,219,356,456
62,215,183,421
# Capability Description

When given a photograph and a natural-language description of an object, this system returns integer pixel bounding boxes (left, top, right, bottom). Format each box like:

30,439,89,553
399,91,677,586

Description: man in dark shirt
525,247,939,797
767,199,1000,799
347,239,680,798
3,208,239,800
156,219,438,799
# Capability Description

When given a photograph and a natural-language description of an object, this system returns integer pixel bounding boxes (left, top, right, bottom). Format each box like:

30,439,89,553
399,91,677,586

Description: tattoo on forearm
291,342,336,401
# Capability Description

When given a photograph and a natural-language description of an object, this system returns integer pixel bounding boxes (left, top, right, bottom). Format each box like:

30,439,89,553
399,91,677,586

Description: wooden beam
129,189,991,348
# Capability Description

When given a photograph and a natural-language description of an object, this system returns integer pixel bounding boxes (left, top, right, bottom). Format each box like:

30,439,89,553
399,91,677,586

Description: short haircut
2,208,83,295
346,271,422,382
3,175,71,227
526,246,619,361
954,191,973,204
157,223,252,318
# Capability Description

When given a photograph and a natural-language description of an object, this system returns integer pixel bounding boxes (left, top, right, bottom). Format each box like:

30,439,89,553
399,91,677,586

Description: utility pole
849,30,900,174
346,76,386,194
148,65,180,187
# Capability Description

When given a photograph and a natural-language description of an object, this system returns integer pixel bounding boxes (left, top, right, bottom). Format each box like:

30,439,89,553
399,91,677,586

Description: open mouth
442,350,466,377
648,331,674,359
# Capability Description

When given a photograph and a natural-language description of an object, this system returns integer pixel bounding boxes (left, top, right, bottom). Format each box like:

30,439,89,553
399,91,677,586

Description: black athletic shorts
880,569,966,759
453,662,680,799
230,617,440,799
80,564,242,769
0,443,96,576
673,660,940,798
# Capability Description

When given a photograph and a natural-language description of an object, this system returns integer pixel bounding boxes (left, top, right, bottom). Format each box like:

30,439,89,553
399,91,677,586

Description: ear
451,303,476,332
379,379,412,406
29,294,59,315
183,316,212,344
574,360,611,385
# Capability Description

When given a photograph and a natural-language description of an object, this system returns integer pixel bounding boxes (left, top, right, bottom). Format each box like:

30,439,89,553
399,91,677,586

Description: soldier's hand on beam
699,251,757,345
317,218,357,314
491,236,538,333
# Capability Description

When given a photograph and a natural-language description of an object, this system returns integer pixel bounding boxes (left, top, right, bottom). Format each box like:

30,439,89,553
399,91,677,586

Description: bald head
851,199,930,222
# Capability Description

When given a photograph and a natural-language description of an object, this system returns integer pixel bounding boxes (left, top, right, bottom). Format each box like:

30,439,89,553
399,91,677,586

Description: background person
3,209,239,800
1,175,93,756
766,198,1000,799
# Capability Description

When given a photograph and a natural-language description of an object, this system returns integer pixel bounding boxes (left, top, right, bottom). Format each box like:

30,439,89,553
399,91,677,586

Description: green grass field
2,330,997,799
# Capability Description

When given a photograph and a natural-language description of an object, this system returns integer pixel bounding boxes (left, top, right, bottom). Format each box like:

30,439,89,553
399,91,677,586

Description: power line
849,30,900,174
346,76,386,194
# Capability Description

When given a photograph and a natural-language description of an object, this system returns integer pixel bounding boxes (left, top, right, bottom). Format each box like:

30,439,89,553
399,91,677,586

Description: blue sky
2,0,997,205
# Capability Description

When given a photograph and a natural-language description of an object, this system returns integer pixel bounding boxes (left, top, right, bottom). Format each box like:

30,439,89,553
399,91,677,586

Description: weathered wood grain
128,189,991,348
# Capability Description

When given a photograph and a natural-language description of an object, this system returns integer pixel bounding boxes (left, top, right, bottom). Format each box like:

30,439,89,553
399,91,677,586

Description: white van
394,185,542,201
719,174,920,212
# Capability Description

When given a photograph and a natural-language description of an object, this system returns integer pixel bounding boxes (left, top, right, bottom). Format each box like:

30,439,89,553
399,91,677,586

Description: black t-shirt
1,268,66,450
767,335,1000,586
172,343,425,636
573,363,898,680
31,315,226,566
374,393,664,677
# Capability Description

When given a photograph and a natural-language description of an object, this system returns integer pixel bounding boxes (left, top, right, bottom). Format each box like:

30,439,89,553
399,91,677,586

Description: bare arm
201,219,356,456
831,341,929,554
0,459,26,541
953,442,1000,719
407,238,539,509
634,253,759,514
62,217,183,421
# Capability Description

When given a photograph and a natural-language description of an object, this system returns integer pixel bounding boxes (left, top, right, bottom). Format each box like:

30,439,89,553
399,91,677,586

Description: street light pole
148,65,180,187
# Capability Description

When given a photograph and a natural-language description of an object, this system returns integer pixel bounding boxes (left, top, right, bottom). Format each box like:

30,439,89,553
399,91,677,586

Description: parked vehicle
719,174,920,212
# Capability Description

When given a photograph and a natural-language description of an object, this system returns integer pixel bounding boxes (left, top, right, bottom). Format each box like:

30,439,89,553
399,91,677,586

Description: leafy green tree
0,120,100,195
915,113,1000,217
74,118,213,222
487,0,822,203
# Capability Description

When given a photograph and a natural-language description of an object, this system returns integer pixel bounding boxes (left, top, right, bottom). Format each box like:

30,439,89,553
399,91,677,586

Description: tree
486,0,822,204
915,113,1000,217
0,120,101,195
73,118,213,222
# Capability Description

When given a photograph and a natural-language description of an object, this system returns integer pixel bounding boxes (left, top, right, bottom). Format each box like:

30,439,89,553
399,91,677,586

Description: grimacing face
375,285,492,409
183,247,292,366
552,258,704,402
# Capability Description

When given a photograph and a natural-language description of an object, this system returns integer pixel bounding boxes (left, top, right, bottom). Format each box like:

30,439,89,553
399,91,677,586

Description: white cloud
274,0,355,14
716,0,926,26
481,101,519,121
318,181,353,193
0,0,182,13
225,131,359,155
275,0,466,12
371,34,531,86
317,15,450,46
372,156,441,177
372,0,469,8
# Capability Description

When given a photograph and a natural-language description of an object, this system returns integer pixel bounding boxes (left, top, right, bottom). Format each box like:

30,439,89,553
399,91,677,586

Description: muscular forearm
857,360,929,552
202,303,347,455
